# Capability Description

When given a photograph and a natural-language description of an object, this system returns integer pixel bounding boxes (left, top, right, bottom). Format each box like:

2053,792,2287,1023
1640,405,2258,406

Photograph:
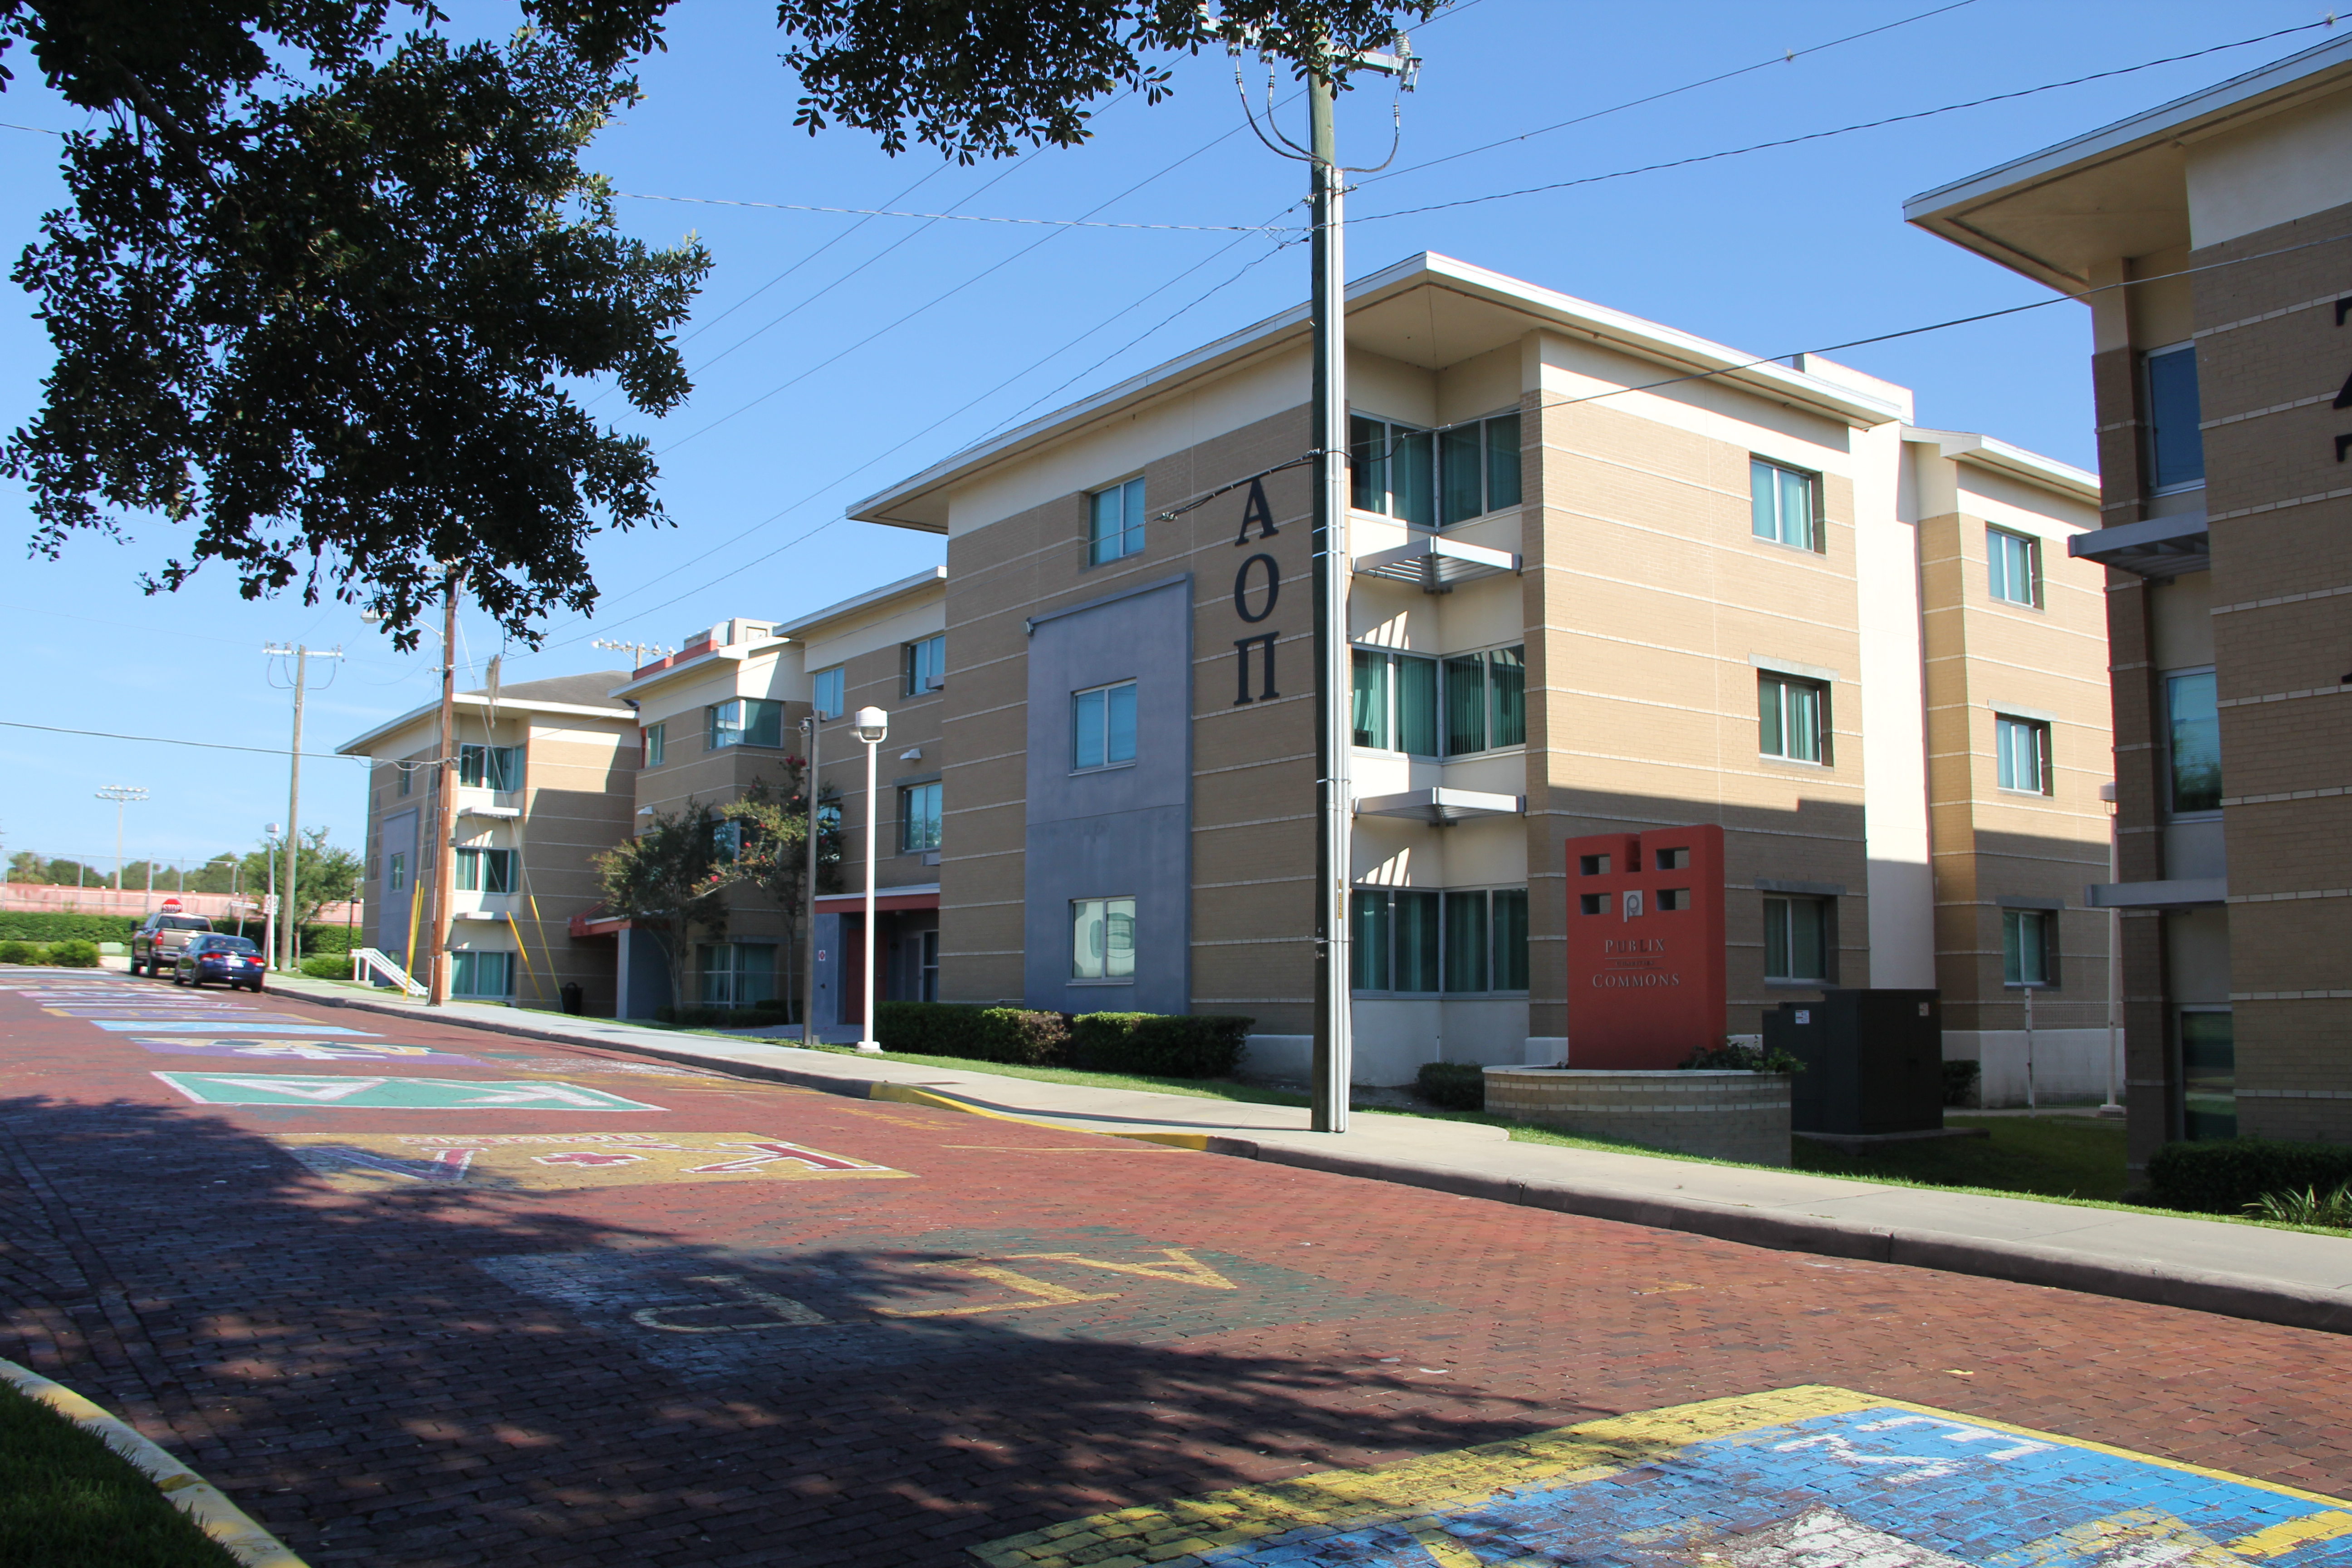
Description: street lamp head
853,706,889,745
265,822,281,837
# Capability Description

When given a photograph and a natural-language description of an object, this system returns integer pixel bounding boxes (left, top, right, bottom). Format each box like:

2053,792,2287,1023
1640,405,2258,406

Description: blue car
174,934,267,991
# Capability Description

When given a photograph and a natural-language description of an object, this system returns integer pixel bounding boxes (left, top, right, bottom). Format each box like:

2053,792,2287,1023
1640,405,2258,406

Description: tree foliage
717,760,843,1019
592,797,729,1010
2,0,708,649
241,829,363,930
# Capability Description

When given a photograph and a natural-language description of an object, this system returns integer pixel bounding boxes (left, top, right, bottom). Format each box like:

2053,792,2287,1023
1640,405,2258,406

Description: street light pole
801,714,822,1050
263,822,281,970
852,706,889,1053
427,566,461,1006
95,786,147,903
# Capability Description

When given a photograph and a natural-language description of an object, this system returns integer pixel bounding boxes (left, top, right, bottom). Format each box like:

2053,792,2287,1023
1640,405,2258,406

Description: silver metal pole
284,645,306,971
858,730,881,1052
803,714,821,1049
2024,981,2037,1114
1309,66,1352,1134
2100,793,2123,1117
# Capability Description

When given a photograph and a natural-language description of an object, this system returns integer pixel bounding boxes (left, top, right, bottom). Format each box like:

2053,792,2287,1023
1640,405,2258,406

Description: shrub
299,954,349,980
875,1001,1070,1064
1681,1040,1803,1074
2246,1182,2352,1230
46,940,101,968
1941,1059,1981,1107
1416,1061,1484,1111
302,926,359,957
0,940,39,965
655,1001,796,1029
2146,1138,2352,1215
1070,1013,1251,1078
0,913,136,944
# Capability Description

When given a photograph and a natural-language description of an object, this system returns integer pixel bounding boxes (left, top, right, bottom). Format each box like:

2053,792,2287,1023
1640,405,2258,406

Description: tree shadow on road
0,1098,1580,1567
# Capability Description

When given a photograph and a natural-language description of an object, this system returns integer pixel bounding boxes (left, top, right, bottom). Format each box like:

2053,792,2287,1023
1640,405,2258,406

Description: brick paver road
2,966,2347,1566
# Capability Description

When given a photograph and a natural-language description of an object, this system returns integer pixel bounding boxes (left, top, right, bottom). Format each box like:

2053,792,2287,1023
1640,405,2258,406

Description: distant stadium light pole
94,786,147,904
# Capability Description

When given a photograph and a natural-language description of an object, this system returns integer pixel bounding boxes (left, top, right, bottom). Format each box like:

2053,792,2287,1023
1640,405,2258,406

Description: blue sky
0,0,2330,870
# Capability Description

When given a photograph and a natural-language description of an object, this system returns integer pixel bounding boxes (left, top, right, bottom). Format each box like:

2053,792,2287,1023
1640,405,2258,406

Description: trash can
559,982,583,1016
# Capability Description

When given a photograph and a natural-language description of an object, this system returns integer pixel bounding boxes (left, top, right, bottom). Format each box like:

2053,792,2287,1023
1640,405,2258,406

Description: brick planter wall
1481,1068,1793,1166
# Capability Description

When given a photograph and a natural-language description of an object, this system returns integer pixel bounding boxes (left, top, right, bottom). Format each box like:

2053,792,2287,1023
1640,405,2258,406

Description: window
1354,645,1519,755
708,698,784,750
2144,343,2204,490
1759,674,1827,763
1350,887,1526,994
1750,458,1821,551
1994,715,2052,794
386,852,406,892
1351,648,1438,754
397,764,412,797
1764,896,1829,982
450,951,514,998
1987,529,2040,607
2166,670,2221,813
642,723,666,768
1352,412,1519,528
917,929,940,1003
454,848,518,893
1072,681,1138,770
457,744,522,790
2002,908,2055,986
904,635,946,696
900,782,942,853
2179,1009,2235,1141
698,943,777,1007
712,820,745,863
1089,476,1146,564
812,666,845,720
1071,897,1135,981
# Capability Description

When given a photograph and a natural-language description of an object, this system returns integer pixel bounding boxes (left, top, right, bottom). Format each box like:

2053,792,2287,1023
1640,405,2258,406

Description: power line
1360,0,1980,188
0,720,366,762
617,191,1289,234
1355,18,2340,227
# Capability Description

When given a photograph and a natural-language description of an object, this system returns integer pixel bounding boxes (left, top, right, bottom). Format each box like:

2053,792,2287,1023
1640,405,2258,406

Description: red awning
813,885,939,915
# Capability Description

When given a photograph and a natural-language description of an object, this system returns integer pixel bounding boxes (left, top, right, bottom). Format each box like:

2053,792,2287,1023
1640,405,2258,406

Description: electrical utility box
1765,989,1944,1136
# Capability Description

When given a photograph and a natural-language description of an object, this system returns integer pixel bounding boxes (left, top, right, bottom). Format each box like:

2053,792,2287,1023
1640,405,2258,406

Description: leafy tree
6,851,51,883
5,0,1431,644
718,760,843,1022
238,829,363,939
185,853,244,895
593,798,730,1012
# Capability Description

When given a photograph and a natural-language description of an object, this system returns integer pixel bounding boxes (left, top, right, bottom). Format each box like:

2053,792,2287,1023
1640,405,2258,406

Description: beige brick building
338,672,637,1013
849,254,2111,1090
1911,35,2352,1161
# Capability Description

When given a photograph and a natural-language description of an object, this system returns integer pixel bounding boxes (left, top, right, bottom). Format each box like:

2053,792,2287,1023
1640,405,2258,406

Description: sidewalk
269,975,2352,1338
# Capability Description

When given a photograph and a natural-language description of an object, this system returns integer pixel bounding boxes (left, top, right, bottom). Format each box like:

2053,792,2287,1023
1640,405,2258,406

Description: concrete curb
282,985,2352,1338
0,1357,307,1568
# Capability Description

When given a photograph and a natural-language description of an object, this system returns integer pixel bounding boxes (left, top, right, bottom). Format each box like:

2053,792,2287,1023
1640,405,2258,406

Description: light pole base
855,1041,882,1054
2096,1103,2126,1119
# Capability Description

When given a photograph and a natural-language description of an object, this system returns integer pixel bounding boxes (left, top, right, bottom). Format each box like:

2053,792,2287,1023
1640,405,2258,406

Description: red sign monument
1562,824,1727,1068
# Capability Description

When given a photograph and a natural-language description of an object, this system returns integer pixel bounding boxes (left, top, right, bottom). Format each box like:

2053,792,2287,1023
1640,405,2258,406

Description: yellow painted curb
870,1083,1208,1148
0,1358,308,1568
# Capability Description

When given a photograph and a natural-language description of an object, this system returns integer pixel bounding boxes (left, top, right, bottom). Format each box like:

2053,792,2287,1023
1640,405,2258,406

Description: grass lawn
1793,1115,2131,1203
0,1382,239,1568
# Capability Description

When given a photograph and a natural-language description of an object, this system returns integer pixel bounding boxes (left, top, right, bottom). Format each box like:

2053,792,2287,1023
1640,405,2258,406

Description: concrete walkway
267,975,2352,1337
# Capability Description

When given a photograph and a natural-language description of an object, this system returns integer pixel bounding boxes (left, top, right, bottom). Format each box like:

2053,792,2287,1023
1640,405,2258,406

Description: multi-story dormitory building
338,254,2115,1105
1909,34,2352,1156
843,252,2115,1095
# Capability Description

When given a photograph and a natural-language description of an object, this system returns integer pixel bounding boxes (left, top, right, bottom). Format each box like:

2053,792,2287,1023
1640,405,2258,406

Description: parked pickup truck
130,911,214,976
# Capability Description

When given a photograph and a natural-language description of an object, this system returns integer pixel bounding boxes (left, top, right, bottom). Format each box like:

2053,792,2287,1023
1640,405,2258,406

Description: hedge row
872,1003,1251,1079
1416,1061,1484,1111
2145,1138,2352,1215
656,1001,798,1029
0,912,358,954
0,939,101,967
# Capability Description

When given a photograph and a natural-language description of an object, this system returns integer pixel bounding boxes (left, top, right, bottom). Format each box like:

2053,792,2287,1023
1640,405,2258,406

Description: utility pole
801,714,822,1049
265,643,346,972
592,637,675,668
1307,66,1352,1135
426,568,461,1005
95,786,147,902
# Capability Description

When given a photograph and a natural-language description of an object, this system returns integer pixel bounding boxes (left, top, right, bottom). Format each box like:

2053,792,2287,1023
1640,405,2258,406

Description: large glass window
811,667,845,720
1764,896,1828,981
904,635,946,696
450,951,514,998
1349,887,1526,994
1071,897,1136,981
453,848,517,893
386,852,406,892
1988,529,2041,607
2002,909,2054,986
1759,674,1826,763
1350,650,1391,750
2166,670,2221,813
1089,476,1146,565
1352,412,1519,528
2180,1009,2235,1141
2144,344,2205,490
1354,645,1521,756
1750,458,1820,551
1995,715,2053,795
642,723,665,768
698,942,777,1007
708,698,784,750
899,782,942,853
457,744,522,790
1072,681,1137,770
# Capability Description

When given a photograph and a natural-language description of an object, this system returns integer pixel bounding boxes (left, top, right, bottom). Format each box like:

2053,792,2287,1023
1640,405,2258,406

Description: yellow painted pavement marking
2231,1509,2352,1558
1410,1524,1481,1567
